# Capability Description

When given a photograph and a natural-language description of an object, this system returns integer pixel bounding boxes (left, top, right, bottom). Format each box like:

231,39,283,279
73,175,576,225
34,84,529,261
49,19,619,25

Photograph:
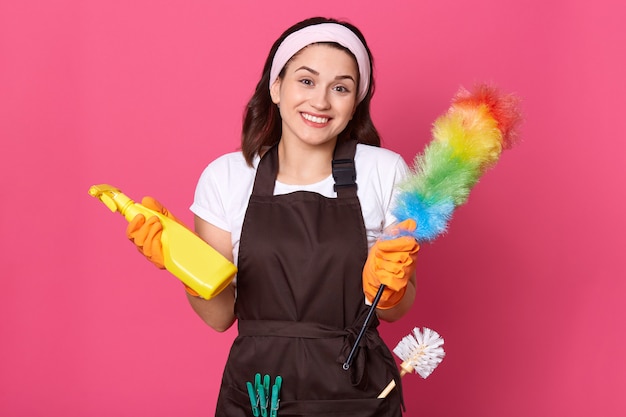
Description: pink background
2,0,625,416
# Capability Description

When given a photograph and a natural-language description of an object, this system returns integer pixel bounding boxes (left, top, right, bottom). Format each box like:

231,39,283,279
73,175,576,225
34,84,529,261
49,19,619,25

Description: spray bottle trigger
100,193,118,213
88,185,120,213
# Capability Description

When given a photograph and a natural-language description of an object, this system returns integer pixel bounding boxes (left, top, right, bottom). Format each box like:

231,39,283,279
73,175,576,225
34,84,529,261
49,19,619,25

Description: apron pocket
271,397,390,417
223,386,392,417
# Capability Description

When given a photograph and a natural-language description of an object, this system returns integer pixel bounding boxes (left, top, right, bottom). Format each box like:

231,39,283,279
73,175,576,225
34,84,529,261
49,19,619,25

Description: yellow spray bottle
88,184,237,300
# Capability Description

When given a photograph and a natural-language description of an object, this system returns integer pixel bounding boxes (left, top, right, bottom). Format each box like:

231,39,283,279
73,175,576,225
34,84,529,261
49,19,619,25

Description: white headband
269,23,371,103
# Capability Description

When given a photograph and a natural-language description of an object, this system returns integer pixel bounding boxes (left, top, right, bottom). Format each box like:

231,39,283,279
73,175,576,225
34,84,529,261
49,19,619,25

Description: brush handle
377,369,409,399
342,284,385,370
377,380,396,399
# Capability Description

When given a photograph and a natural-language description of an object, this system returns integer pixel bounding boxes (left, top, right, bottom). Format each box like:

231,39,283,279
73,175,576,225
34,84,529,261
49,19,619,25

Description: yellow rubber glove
362,219,420,309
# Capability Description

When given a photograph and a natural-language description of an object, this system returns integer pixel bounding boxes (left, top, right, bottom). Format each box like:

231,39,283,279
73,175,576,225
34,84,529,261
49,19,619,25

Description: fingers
145,225,164,268
143,216,163,256
141,196,181,223
126,214,146,240
375,236,420,254
362,263,408,308
126,215,165,269
129,215,161,247
363,224,420,308
141,196,166,214
369,236,419,292
374,254,413,274
384,219,417,237
396,218,417,232
373,269,410,291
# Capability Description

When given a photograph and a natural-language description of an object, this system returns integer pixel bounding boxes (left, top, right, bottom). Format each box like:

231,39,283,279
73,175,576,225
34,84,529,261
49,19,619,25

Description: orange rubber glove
125,197,201,296
126,196,180,269
362,219,420,309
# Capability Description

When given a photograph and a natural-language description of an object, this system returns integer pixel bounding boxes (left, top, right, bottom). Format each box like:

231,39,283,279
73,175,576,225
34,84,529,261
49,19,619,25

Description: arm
376,155,418,322
185,215,237,332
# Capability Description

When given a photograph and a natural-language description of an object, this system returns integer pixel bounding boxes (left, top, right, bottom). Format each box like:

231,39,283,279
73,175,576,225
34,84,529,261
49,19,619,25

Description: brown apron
215,140,403,416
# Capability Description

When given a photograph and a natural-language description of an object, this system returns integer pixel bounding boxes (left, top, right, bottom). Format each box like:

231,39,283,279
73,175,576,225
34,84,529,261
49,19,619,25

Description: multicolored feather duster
392,84,522,242
346,84,522,377
367,85,522,399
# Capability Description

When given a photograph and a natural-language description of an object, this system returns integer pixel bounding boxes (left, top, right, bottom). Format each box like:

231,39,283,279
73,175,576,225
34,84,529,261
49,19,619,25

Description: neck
276,139,336,185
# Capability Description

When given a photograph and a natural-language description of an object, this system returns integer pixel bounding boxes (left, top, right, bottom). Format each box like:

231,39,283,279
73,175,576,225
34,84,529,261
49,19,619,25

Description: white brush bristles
393,327,445,379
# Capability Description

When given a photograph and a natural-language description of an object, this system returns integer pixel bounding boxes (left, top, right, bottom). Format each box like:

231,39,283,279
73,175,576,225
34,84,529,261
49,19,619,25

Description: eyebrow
294,66,356,83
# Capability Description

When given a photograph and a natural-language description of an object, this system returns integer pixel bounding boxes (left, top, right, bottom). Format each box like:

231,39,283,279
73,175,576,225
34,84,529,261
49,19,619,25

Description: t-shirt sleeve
190,157,231,232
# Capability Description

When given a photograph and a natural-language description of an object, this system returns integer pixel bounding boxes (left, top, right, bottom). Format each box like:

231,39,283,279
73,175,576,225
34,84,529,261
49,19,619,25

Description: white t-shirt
190,143,410,265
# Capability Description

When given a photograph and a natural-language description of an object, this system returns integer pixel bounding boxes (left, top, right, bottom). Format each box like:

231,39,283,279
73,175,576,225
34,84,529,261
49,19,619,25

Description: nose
309,87,331,110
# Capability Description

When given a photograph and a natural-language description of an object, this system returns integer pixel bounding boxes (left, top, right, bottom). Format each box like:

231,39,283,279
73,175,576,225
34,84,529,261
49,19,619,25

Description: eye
299,78,314,86
333,85,351,94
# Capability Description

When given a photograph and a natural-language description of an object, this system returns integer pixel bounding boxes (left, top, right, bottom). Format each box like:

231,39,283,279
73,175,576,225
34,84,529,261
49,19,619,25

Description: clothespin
257,374,269,417
247,373,282,417
246,381,260,417
263,374,270,400
270,376,282,417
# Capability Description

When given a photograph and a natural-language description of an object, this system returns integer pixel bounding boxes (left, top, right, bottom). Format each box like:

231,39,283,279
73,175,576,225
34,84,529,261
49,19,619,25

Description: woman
128,17,419,416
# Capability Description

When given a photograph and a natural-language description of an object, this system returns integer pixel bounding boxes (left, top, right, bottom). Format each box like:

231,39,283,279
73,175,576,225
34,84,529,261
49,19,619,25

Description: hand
126,197,178,269
362,219,420,309
126,197,201,297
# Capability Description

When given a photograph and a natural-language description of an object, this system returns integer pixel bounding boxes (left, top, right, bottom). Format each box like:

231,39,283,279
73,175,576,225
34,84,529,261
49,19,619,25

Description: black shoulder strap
253,140,358,198
332,139,358,198
251,145,279,197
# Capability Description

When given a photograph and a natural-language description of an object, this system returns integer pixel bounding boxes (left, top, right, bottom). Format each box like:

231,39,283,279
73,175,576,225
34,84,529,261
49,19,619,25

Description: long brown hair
240,17,380,166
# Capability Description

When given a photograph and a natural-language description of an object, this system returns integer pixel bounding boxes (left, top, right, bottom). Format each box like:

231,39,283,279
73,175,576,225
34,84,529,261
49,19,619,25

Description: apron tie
338,325,380,390
238,319,372,388
238,318,404,406
238,320,347,339
339,313,406,409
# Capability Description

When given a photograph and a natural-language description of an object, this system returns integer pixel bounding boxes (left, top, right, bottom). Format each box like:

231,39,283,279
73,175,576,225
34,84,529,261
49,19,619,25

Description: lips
301,112,330,124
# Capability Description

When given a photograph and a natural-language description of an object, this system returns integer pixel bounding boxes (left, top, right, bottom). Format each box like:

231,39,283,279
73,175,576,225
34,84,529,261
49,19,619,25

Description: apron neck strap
332,139,358,198
252,139,359,198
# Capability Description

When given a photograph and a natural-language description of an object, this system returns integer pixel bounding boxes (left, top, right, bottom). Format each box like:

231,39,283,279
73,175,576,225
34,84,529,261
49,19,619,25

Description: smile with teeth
302,112,329,124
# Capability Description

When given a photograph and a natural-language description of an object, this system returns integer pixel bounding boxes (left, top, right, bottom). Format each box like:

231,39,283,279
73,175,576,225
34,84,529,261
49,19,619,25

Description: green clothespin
247,373,281,417
263,374,270,397
270,376,282,417
257,374,268,417
246,381,260,417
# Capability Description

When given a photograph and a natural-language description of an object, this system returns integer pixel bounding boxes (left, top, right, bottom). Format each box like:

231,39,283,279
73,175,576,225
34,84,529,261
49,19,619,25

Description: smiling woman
124,16,419,417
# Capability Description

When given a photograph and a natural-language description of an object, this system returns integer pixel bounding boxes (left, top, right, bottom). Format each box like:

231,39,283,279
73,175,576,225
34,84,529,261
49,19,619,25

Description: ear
270,78,281,105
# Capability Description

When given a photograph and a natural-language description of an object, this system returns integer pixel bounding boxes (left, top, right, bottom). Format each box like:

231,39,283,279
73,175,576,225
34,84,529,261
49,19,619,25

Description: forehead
284,43,358,75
